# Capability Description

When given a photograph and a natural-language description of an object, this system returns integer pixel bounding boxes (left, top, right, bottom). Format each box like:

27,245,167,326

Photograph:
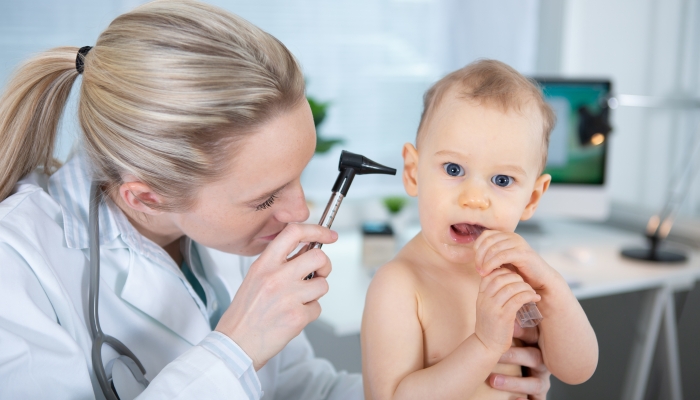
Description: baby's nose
458,184,490,209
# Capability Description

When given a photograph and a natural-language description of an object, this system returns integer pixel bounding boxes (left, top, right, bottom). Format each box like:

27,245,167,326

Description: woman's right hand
214,223,338,370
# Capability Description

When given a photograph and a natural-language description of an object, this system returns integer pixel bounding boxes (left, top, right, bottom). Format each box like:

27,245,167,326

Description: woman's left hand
487,322,551,400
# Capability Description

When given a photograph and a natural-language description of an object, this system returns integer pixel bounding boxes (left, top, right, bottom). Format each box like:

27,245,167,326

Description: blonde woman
0,1,551,399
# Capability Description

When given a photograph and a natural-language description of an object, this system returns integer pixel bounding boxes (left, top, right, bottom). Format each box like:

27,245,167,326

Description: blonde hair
0,0,305,209
417,59,556,172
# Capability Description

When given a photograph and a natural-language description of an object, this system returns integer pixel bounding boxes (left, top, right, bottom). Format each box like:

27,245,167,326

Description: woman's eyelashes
255,193,278,211
443,162,464,177
491,175,514,187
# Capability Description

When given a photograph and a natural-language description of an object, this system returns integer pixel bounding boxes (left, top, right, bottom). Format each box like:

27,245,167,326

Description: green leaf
383,196,408,215
315,137,343,154
307,97,330,127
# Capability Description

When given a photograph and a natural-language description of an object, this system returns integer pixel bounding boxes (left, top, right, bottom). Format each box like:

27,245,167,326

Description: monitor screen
535,79,612,185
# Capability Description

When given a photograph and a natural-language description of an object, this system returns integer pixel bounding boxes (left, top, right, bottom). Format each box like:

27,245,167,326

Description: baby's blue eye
491,175,513,187
443,163,464,177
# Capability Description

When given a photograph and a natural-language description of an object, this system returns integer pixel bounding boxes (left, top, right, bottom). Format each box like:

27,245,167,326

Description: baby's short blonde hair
416,59,556,172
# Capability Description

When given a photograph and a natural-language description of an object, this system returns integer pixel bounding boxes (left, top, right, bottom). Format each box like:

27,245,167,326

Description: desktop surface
318,221,700,336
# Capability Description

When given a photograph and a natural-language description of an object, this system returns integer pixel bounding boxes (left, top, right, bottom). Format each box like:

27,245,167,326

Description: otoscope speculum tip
339,150,397,176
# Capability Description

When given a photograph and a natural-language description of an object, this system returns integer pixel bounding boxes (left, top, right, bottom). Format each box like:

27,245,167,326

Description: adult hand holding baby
488,323,551,400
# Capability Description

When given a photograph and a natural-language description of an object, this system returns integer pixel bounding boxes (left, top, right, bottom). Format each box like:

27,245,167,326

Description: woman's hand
488,323,551,400
214,223,337,370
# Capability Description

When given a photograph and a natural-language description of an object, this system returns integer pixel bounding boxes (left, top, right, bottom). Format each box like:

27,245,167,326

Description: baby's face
404,93,549,265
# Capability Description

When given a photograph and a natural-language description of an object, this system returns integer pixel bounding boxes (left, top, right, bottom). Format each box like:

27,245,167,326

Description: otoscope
300,150,397,279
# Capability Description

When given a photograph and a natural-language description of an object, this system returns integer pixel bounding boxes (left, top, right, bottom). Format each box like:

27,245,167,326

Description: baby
361,60,598,399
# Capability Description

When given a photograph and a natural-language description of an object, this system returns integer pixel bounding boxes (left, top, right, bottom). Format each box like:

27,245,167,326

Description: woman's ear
402,143,419,197
118,177,164,216
520,174,551,221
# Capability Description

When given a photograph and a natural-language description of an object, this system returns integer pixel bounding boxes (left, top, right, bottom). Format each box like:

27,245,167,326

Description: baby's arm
474,231,598,384
361,261,540,400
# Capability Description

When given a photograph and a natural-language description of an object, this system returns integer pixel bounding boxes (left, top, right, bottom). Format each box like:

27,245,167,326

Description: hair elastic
76,46,93,74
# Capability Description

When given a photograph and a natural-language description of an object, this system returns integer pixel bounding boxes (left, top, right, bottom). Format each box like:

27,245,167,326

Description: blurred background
2,0,699,219
1,1,699,399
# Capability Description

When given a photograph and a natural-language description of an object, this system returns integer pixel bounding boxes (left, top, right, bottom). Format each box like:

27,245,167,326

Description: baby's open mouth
450,223,486,244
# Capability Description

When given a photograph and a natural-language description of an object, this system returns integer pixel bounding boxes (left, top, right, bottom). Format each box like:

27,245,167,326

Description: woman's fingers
286,248,333,281
303,300,322,321
488,374,550,398
499,345,544,369
300,277,330,304
259,223,338,263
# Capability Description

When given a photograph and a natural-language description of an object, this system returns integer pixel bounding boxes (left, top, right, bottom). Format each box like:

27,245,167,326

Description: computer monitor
530,78,612,220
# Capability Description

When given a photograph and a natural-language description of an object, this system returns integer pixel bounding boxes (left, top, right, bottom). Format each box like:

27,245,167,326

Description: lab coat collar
48,153,175,268
48,153,120,250
48,152,211,345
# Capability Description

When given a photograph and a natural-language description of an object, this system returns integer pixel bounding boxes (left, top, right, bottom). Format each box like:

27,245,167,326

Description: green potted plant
307,96,343,154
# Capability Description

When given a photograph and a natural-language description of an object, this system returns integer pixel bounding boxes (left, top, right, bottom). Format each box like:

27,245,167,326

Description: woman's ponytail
0,0,306,210
0,47,80,202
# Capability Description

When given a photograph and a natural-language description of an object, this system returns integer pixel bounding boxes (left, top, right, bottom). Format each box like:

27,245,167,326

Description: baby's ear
402,143,419,197
520,174,551,220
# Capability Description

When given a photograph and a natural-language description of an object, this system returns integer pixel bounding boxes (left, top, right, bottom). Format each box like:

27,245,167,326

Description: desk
318,220,700,400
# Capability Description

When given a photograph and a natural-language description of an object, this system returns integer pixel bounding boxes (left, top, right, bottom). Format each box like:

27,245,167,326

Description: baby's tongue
451,223,485,238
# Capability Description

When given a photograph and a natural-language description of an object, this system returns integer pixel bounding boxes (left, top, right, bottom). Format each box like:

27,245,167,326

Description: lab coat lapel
120,252,211,346
196,244,245,312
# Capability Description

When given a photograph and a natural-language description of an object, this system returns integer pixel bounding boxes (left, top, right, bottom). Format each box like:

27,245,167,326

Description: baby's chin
420,231,478,266
439,242,478,265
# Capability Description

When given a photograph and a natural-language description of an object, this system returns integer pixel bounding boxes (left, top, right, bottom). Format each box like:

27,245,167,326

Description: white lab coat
0,154,362,399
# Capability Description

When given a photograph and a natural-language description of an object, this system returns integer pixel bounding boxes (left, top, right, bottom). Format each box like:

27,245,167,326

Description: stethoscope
86,151,395,398
88,183,149,399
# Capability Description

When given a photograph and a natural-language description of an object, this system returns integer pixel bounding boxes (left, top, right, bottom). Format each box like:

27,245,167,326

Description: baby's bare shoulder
368,257,419,298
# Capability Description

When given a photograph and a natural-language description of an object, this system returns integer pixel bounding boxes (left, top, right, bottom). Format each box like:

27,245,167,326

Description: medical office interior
2,0,700,398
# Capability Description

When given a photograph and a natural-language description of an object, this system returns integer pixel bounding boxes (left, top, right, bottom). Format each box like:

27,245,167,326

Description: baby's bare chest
419,282,479,367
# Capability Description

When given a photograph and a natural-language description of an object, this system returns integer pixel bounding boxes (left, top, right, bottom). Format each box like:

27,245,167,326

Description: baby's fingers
503,288,541,315
480,270,524,298
493,281,538,307
479,239,519,276
478,268,514,293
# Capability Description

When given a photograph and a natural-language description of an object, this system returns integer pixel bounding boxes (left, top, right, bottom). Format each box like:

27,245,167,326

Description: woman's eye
255,193,278,211
443,163,464,177
491,175,513,187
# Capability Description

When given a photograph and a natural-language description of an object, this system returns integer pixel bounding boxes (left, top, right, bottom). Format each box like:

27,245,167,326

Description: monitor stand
621,235,687,263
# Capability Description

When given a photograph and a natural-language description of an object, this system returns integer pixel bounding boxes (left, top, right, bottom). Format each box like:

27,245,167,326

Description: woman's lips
449,223,486,244
259,230,282,241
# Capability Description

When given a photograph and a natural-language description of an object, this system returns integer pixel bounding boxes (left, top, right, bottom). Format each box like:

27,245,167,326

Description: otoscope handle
301,192,345,280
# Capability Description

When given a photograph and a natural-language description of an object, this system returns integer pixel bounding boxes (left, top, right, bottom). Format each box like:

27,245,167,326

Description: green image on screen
537,80,610,185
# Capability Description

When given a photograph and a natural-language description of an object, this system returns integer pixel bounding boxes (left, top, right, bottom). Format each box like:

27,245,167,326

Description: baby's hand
474,230,554,291
474,268,541,356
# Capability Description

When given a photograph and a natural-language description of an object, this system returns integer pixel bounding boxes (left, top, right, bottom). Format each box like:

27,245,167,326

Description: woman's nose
458,182,490,210
275,182,310,223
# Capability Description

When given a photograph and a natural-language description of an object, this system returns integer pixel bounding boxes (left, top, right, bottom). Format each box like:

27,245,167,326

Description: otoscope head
332,150,397,196
339,150,397,176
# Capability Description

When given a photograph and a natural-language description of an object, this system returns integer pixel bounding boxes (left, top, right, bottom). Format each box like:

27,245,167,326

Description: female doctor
0,1,552,399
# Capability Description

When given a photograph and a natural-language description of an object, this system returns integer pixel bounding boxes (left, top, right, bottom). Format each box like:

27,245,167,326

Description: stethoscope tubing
89,183,148,399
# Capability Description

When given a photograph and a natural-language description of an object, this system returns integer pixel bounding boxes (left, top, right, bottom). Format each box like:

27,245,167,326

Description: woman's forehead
217,103,316,198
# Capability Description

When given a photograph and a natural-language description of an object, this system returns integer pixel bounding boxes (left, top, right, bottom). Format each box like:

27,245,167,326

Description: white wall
551,0,700,220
